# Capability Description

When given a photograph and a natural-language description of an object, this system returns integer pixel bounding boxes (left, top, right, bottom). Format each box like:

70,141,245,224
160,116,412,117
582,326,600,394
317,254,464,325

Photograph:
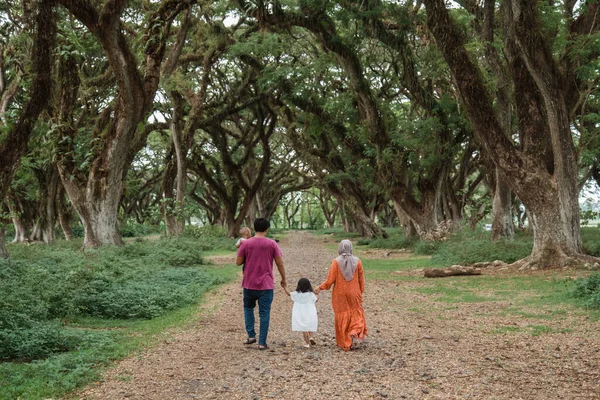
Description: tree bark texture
56,0,187,247
57,184,74,240
393,200,417,238
0,228,7,259
190,103,276,238
7,201,28,244
34,166,60,243
423,0,590,267
490,168,514,241
424,267,482,278
0,1,55,256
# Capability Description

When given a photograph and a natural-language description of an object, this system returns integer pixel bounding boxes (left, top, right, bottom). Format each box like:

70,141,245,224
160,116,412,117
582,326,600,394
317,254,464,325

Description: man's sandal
243,338,257,345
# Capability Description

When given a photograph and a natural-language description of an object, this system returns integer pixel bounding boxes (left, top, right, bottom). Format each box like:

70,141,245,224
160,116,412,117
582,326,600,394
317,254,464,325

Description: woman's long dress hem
319,259,367,351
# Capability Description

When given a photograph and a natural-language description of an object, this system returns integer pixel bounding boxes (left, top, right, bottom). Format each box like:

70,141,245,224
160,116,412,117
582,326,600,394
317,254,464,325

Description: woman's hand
314,287,321,295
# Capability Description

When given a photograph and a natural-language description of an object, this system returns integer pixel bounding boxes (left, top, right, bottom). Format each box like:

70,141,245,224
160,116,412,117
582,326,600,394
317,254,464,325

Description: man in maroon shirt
236,218,287,350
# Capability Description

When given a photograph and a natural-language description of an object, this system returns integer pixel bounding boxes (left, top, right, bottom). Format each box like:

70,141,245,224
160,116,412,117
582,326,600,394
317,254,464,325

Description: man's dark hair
253,218,270,233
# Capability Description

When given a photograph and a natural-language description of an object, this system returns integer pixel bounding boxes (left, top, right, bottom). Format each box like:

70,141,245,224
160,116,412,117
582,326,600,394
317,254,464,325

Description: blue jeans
243,289,274,346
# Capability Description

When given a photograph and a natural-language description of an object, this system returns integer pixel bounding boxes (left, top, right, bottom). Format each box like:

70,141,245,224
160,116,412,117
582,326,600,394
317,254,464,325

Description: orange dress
319,259,367,351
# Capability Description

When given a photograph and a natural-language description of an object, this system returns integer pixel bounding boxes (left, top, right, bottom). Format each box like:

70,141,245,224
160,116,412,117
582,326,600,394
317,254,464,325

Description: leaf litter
77,232,600,399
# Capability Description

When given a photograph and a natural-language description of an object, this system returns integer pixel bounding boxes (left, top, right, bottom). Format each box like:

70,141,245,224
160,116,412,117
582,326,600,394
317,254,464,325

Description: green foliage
72,267,213,319
572,272,600,309
183,224,227,239
581,210,600,226
414,240,441,256
0,323,113,361
358,233,416,250
431,230,533,266
183,225,235,251
119,221,155,237
582,226,600,256
0,238,224,361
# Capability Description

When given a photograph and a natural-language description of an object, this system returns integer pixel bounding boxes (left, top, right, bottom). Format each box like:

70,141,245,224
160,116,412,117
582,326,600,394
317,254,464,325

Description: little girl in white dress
284,278,318,348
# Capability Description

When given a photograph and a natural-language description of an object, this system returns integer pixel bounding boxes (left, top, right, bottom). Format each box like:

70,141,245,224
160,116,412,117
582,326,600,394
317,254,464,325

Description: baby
235,227,251,248
235,227,252,271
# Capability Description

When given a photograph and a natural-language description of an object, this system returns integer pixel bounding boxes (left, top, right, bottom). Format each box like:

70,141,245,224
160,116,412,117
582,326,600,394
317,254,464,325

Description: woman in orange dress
315,239,367,351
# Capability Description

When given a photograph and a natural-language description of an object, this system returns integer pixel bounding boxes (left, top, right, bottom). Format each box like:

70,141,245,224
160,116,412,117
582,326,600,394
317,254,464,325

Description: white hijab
336,239,359,281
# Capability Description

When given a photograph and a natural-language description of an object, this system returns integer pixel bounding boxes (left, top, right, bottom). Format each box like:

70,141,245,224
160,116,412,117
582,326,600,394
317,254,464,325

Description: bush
414,240,441,255
582,226,600,257
359,233,417,250
184,225,227,239
430,230,533,266
572,272,600,309
120,222,150,238
0,323,113,361
0,237,222,361
183,225,236,251
73,268,215,319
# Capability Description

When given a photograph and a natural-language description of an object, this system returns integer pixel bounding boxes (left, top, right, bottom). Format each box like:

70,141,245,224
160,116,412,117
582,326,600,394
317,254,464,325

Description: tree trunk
60,174,124,247
423,0,592,267
0,228,7,259
424,266,482,278
345,199,388,238
225,210,244,238
37,166,59,243
524,196,582,268
162,91,186,238
11,216,27,243
490,168,514,240
390,187,439,238
392,200,418,238
57,184,74,240
30,221,42,242
7,202,27,243
161,153,181,237
0,2,55,256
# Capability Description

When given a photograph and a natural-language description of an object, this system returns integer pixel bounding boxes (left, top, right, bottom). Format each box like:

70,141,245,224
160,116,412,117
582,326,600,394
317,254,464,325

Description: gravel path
79,231,600,399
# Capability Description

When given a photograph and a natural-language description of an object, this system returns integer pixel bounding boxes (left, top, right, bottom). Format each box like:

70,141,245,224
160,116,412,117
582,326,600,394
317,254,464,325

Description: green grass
0,237,239,400
581,226,600,256
363,257,432,281
0,273,237,400
0,288,225,399
416,284,497,303
312,229,600,341
356,243,600,330
489,324,572,336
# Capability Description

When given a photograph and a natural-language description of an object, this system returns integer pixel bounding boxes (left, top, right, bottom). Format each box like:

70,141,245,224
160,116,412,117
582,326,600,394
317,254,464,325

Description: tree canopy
1,0,599,268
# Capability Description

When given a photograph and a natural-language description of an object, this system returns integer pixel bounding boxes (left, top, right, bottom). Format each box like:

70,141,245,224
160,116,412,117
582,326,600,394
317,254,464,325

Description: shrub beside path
79,231,600,399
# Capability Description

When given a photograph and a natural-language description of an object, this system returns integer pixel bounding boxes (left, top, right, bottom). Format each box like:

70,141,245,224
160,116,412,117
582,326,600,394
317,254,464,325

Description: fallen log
424,266,481,278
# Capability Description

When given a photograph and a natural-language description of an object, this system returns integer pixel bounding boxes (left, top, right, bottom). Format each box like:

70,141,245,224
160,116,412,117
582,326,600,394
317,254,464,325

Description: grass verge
0,239,238,400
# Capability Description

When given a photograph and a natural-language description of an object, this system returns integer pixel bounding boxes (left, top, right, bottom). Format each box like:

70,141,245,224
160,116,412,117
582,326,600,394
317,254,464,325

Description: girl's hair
295,278,313,293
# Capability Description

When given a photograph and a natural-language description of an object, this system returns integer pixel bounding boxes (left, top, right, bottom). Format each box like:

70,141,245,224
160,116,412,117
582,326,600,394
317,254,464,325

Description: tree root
508,253,600,271
443,254,600,272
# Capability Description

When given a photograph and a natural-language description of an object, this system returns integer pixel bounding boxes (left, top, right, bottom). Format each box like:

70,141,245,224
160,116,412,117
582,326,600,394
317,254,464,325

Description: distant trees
0,1,55,258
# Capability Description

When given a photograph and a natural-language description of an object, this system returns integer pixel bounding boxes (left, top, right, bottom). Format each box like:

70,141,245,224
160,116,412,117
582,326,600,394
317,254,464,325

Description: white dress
290,291,318,332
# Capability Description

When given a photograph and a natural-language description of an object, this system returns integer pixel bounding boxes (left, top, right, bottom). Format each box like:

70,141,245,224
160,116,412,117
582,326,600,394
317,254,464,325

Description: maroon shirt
237,237,282,290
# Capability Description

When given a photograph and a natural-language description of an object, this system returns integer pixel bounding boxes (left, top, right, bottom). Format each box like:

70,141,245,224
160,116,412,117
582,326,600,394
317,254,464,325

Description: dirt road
79,231,600,399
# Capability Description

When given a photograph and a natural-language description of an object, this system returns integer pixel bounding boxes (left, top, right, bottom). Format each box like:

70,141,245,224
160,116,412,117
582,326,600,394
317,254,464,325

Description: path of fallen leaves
78,231,600,399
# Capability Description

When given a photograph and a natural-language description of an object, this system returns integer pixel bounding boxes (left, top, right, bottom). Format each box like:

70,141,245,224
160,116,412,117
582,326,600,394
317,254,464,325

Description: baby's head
239,227,251,239
296,278,313,293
